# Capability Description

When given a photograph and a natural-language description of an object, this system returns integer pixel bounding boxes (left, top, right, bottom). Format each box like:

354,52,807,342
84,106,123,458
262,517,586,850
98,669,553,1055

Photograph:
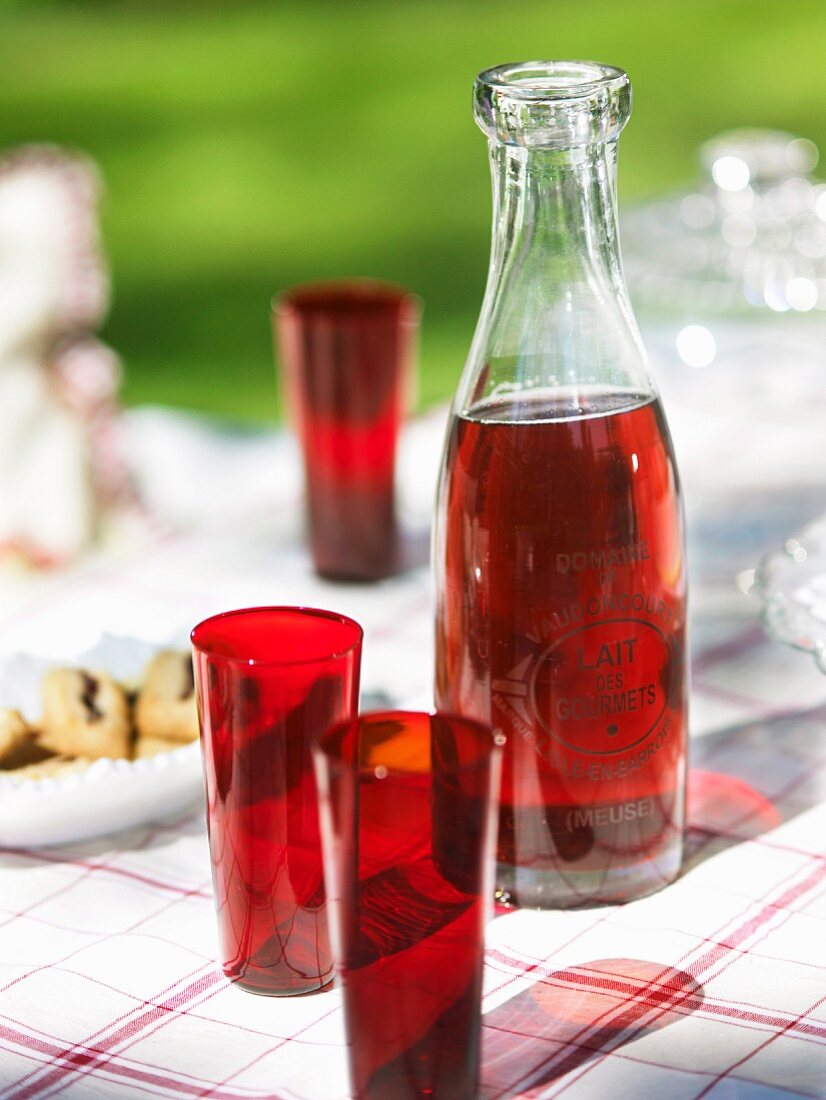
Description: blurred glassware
624,128,826,321
622,130,826,501
273,280,419,582
753,516,826,675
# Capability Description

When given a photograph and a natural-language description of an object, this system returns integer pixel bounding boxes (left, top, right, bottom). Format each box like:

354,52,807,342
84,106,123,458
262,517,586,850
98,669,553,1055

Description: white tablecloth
0,361,825,1099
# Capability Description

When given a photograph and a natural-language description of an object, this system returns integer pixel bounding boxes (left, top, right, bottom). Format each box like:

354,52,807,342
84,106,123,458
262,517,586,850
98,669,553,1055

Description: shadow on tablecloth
685,701,826,872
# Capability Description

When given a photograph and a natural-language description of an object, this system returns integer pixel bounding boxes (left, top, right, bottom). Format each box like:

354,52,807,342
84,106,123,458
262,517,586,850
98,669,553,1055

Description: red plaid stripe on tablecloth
0,407,824,1098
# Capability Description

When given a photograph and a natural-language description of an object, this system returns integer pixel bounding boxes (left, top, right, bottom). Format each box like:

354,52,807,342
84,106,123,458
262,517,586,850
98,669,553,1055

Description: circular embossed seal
529,617,672,756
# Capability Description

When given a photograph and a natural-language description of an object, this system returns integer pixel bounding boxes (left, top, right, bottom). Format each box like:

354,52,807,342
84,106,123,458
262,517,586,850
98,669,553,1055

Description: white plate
0,634,203,847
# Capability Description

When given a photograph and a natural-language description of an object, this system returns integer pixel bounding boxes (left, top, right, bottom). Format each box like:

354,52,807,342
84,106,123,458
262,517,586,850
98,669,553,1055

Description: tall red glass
314,711,502,1100
191,606,362,996
274,280,419,581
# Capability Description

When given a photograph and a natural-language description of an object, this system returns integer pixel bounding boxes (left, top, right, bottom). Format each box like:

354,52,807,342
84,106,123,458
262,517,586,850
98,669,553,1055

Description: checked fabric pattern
0,404,825,1099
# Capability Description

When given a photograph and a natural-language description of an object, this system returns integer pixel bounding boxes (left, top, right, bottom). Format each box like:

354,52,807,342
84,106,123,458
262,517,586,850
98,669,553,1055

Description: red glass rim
315,709,504,775
273,279,420,322
190,605,363,667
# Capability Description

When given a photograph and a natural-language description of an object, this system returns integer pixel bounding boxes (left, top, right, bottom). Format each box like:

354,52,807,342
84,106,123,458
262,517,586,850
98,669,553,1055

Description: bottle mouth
475,59,631,148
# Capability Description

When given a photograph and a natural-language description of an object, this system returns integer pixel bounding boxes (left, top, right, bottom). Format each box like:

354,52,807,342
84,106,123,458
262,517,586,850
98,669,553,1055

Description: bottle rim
477,60,628,102
475,59,631,148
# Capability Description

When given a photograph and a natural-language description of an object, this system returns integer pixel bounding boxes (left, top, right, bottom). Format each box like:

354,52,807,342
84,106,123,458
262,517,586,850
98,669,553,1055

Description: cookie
135,651,199,743
0,709,55,771
0,709,32,764
40,668,131,759
133,735,180,759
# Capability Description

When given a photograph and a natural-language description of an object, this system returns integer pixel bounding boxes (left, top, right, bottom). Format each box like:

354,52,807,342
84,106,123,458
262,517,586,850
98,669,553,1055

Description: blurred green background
2,0,825,421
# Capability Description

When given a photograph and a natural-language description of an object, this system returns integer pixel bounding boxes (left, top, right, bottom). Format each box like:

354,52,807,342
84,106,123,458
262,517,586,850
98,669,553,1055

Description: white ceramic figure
0,146,132,565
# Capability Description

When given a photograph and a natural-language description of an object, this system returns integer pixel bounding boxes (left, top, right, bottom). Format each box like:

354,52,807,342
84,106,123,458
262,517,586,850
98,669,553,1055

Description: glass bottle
434,61,687,908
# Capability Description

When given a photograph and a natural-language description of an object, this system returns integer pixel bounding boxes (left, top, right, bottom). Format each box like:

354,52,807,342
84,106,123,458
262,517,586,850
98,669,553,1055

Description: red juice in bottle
435,388,686,906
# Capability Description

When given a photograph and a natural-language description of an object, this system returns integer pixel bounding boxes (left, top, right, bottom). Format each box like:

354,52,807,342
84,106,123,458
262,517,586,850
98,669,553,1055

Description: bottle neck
490,141,624,294
460,139,653,416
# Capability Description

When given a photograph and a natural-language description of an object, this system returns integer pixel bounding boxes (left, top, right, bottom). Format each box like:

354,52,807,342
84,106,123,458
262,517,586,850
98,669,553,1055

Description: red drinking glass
191,606,363,996
274,280,419,582
314,711,502,1099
